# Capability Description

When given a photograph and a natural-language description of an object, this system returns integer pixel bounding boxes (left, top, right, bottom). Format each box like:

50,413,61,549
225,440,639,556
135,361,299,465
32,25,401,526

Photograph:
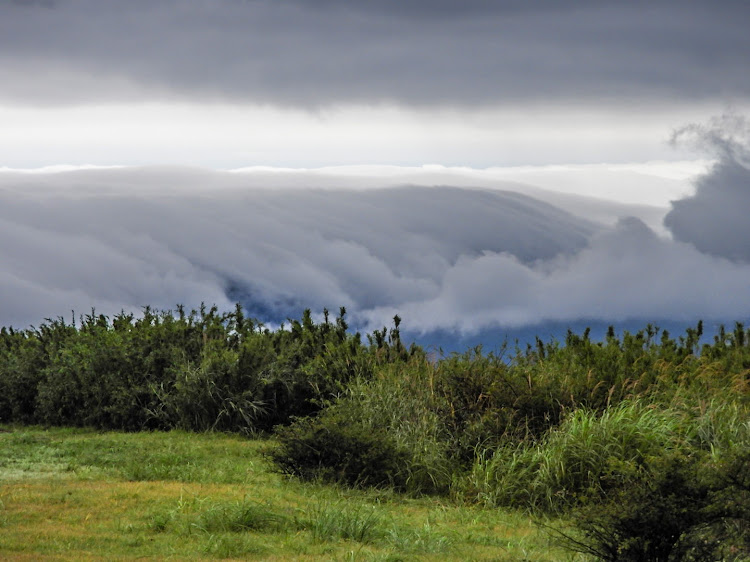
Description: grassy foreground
0,426,579,561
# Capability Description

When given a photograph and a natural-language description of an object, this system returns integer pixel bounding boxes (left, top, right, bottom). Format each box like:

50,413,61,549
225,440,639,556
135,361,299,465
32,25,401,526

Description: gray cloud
664,114,750,261
0,168,596,327
2,164,750,333
368,216,750,333
1,0,748,106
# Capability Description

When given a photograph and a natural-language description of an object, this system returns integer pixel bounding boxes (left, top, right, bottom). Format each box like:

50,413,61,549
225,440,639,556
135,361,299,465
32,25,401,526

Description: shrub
157,345,267,433
554,449,750,561
338,364,454,494
268,413,409,489
268,360,454,494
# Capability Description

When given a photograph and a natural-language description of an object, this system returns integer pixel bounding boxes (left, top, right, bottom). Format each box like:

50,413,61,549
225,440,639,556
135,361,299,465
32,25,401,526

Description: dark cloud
283,0,597,19
2,165,750,333
0,0,747,106
10,0,57,7
664,114,750,262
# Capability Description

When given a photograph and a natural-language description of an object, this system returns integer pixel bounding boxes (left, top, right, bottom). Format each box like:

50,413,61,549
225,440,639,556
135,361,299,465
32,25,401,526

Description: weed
300,501,388,544
202,533,270,558
148,510,174,533
386,521,453,553
193,500,288,533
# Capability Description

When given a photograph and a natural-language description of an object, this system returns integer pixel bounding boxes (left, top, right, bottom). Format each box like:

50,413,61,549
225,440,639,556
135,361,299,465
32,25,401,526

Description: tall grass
299,502,387,544
341,363,455,493
269,359,456,495
686,399,750,454
193,500,288,533
464,400,689,512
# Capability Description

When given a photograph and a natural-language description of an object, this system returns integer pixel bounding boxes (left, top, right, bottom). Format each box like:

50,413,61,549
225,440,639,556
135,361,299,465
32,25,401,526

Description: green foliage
0,320,76,424
464,401,687,512
269,358,456,495
554,449,750,561
269,320,749,506
432,347,571,460
2,307,749,558
269,413,411,490
0,305,381,433
153,345,266,434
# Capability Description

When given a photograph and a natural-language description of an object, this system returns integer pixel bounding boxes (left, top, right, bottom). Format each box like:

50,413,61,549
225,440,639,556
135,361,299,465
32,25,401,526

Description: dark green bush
267,359,457,495
555,449,750,561
268,413,409,490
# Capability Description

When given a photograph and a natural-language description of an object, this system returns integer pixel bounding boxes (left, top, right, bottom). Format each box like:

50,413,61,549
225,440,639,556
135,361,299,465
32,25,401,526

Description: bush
268,360,455,494
555,449,750,561
268,413,409,489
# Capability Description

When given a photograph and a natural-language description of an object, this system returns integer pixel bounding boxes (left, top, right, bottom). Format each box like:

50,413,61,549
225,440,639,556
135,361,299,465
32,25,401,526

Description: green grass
0,425,582,561
464,400,686,512
463,398,750,515
0,427,263,483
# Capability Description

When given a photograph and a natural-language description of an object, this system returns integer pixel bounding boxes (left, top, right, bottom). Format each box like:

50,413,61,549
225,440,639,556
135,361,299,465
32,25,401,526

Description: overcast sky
1,1,749,335
2,0,748,168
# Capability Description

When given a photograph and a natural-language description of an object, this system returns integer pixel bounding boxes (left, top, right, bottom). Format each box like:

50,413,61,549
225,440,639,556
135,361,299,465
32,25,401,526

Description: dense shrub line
0,305,414,432
2,307,748,559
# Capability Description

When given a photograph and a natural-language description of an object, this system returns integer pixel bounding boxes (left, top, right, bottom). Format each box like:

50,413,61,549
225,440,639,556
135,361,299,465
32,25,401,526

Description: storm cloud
1,0,748,106
665,114,750,262
2,161,750,334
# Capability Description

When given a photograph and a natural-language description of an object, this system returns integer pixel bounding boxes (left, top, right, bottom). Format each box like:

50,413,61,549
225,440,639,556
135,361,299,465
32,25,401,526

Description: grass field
0,426,581,561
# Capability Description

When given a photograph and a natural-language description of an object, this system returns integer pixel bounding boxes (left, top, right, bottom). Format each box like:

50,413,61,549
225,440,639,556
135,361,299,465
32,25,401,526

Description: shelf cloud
2,118,749,333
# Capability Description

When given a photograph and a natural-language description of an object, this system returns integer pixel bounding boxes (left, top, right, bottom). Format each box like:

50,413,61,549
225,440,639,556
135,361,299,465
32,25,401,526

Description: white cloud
1,160,749,333
365,216,750,334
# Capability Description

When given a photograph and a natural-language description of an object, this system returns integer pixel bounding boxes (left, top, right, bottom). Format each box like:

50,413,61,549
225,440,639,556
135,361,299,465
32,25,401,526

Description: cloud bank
1,135,749,333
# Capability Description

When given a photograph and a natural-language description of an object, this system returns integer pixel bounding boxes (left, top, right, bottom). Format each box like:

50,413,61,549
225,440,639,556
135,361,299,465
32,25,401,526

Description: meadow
0,426,573,561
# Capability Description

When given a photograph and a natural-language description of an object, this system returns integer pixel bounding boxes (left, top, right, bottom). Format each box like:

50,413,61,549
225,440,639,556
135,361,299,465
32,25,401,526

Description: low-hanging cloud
2,160,750,334
0,168,595,327
366,216,750,333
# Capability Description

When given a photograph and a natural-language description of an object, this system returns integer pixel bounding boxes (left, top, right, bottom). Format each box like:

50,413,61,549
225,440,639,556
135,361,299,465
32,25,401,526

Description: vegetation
0,426,571,560
1,306,748,560
0,305,413,433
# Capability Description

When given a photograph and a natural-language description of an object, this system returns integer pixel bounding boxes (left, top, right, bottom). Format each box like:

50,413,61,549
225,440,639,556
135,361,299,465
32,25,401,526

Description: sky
1,0,750,339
